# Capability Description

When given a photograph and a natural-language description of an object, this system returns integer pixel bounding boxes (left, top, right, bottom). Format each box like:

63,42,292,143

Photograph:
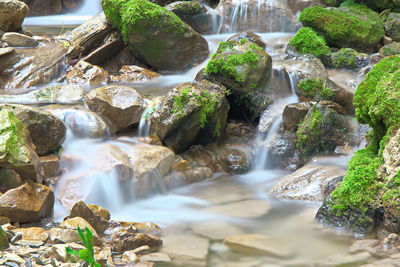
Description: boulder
110,65,160,83
379,42,400,56
24,0,62,16
0,110,42,181
111,229,162,253
0,0,28,32
61,216,98,236
0,104,66,156
0,169,22,193
384,12,400,42
300,5,384,52
66,61,109,86
165,1,211,33
227,31,266,50
148,81,229,153
0,182,54,223
331,48,370,70
13,227,49,246
85,85,145,132
204,38,272,120
40,154,61,179
270,164,346,201
102,0,209,71
69,200,109,234
1,32,38,47
0,47,15,58
282,102,311,131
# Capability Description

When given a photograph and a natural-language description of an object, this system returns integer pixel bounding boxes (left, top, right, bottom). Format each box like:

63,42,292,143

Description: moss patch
297,78,334,100
288,27,331,58
332,48,357,68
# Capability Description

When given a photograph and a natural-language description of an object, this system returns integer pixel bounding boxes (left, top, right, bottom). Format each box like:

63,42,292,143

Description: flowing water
19,1,363,265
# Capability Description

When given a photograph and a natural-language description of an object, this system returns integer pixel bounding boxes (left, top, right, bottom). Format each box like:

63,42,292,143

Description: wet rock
227,31,266,50
0,47,15,57
66,60,109,85
87,204,110,221
40,154,61,179
110,65,160,83
0,252,24,265
166,1,211,33
122,250,139,263
69,200,109,234
95,246,113,266
43,105,107,138
223,234,293,258
349,239,380,254
119,222,162,237
270,164,346,202
111,229,162,253
1,32,38,47
85,85,144,132
384,12,400,42
13,227,48,246
331,48,370,70
190,221,244,241
0,169,22,193
51,243,85,262
160,232,208,267
282,102,311,131
61,216,98,236
379,41,400,56
0,110,42,181
203,199,271,218
49,228,83,244
316,252,371,267
204,38,272,120
139,253,171,263
24,0,62,16
0,104,66,156
0,85,84,104
148,81,229,153
102,0,209,71
0,182,54,223
0,0,28,32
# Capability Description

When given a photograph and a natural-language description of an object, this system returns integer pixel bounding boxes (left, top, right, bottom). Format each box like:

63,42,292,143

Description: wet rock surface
0,0,28,32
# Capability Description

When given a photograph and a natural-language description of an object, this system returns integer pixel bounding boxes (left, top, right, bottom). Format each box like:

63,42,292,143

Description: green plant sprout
66,226,100,267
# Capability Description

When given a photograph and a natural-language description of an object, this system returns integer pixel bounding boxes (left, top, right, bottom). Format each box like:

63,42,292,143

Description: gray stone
1,32,38,47
0,0,28,32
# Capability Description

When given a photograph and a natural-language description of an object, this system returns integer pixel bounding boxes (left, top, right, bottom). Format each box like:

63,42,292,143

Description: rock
165,1,211,33
316,252,371,267
110,65,160,83
300,5,384,51
349,239,380,254
43,105,107,138
63,0,83,11
111,230,162,253
384,12,400,42
204,38,272,120
190,221,244,241
0,252,24,265
227,31,266,50
85,85,144,132
119,222,162,237
61,216,98,236
1,32,38,47
0,85,84,104
0,110,42,181
139,253,171,263
95,246,113,266
0,47,15,57
270,164,346,202
0,104,66,156
122,250,139,263
331,48,370,70
0,182,54,223
69,201,109,234
66,61,109,85
223,234,293,258
25,0,62,16
13,227,48,246
203,199,271,218
283,58,328,83
0,169,22,193
102,0,209,71
160,232,208,267
87,204,110,221
40,154,61,179
379,42,400,56
49,228,83,243
362,259,400,267
0,0,28,32
148,81,229,153
282,102,311,131
51,243,85,261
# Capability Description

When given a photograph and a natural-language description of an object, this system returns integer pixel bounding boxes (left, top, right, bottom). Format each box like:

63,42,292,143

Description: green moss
296,106,324,151
332,48,357,68
169,1,202,16
288,27,331,58
297,78,335,100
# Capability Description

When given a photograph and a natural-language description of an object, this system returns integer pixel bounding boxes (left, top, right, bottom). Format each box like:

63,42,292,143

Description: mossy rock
384,12,400,42
331,48,370,69
102,0,209,71
287,27,331,65
358,0,400,12
296,104,349,159
379,42,400,56
204,38,272,121
165,1,211,33
148,80,229,153
300,5,384,52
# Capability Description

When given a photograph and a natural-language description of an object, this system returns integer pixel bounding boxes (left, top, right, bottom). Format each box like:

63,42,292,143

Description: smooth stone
349,239,380,254
0,0,28,32
122,250,139,263
66,60,109,85
61,216,98,236
111,230,162,253
139,252,171,263
316,252,371,267
51,243,84,261
190,221,244,241
49,228,82,244
0,252,24,265
13,227,48,246
0,47,15,57
203,199,271,218
1,32,38,47
87,203,110,221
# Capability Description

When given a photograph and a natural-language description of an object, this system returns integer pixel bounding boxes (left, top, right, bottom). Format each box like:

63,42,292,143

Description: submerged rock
110,65,160,83
1,32,38,47
102,0,209,71
111,229,162,253
0,0,28,32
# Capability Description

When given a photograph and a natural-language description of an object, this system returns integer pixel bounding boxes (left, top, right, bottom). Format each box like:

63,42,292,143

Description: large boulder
85,85,145,132
165,1,211,33
0,104,66,156
299,5,384,52
384,12,400,42
148,80,229,153
203,38,272,120
0,0,28,32
0,110,42,181
102,0,209,71
0,182,54,223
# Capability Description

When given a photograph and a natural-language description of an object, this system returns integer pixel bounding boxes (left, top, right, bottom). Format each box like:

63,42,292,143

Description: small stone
61,217,98,236
119,222,162,236
87,204,111,221
110,65,160,83
49,228,81,244
111,230,162,253
0,47,15,57
13,227,48,246
122,250,139,263
66,61,109,85
0,252,24,265
40,154,61,178
51,243,84,261
1,32,38,47
69,200,109,234
282,102,311,131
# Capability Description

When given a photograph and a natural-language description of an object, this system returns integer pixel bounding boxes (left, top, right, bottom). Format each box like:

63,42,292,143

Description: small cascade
138,98,161,137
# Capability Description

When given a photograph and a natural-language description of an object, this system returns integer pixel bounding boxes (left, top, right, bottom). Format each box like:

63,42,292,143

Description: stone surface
66,60,109,85
110,65,160,83
0,182,54,223
0,169,22,193
166,1,211,33
69,201,109,234
40,154,61,178
122,250,139,263
190,221,244,241
1,32,38,47
139,252,171,263
384,12,400,42
227,31,266,50
0,0,28,32
223,234,293,258
0,104,66,156
203,199,271,218
316,252,371,267
0,47,15,57
61,216,98,236
112,230,162,253
270,164,346,202
49,228,82,244
13,227,48,246
87,203,110,221
85,85,144,132
282,102,311,132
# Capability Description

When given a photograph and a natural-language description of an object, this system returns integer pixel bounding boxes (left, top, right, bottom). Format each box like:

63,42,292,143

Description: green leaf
66,247,79,256
94,263,101,267
77,226,88,248
79,248,91,261
84,226,94,254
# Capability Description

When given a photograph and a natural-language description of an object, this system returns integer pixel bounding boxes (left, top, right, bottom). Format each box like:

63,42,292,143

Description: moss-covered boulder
299,5,384,52
331,48,370,70
379,42,400,56
165,1,211,33
148,80,229,153
0,110,42,182
287,27,331,65
296,104,350,159
324,0,400,12
102,0,209,71
204,38,272,121
384,12,400,42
